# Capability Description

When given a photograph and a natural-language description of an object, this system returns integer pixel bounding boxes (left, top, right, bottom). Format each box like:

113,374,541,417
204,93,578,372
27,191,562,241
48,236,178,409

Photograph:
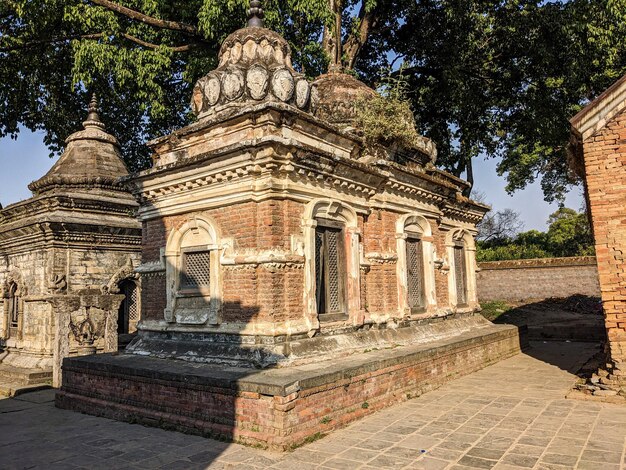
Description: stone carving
191,81,205,115
247,65,269,100
206,76,221,106
48,274,67,294
272,68,295,102
69,306,106,346
191,17,312,117
295,79,310,109
102,257,139,294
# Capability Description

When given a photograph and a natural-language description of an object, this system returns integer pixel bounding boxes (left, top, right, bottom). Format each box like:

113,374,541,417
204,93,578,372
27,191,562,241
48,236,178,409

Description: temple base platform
56,316,525,451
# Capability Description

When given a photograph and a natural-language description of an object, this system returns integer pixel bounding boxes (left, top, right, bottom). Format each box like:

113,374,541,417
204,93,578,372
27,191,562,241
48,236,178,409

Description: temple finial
247,0,264,28
83,93,105,130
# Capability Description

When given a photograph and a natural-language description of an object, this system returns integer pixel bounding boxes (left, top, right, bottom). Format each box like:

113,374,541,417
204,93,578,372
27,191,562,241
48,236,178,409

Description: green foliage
476,208,594,261
3,0,626,203
354,67,421,150
385,0,626,201
480,301,513,322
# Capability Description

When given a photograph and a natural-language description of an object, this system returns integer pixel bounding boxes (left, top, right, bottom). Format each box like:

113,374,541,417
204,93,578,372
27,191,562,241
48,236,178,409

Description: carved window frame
164,217,222,326
396,215,436,316
445,229,478,309
117,278,140,335
302,199,361,330
314,217,348,322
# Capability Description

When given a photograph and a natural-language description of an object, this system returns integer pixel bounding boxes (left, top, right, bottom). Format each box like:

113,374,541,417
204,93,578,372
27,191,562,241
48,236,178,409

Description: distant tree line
476,207,594,262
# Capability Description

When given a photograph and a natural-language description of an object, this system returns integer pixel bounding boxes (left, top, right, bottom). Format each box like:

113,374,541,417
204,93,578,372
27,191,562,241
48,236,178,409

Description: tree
476,207,594,261
477,209,524,243
3,0,626,201
545,207,594,257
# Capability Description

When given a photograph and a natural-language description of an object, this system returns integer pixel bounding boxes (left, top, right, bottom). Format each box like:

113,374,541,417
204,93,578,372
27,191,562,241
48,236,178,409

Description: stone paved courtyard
1,341,625,470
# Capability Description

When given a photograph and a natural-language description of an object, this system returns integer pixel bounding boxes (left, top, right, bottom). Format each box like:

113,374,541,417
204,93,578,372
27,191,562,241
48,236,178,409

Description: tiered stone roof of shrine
28,95,129,195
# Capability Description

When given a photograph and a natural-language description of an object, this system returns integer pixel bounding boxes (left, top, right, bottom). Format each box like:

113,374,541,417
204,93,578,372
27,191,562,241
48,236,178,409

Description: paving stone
579,449,623,464
1,342,625,470
540,452,579,467
457,455,498,469
499,453,538,468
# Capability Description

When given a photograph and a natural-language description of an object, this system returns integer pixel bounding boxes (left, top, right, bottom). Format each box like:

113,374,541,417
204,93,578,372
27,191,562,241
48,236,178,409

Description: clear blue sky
0,128,583,231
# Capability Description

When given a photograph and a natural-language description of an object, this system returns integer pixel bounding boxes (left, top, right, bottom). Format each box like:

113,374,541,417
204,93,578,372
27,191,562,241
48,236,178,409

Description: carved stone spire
247,0,264,28
190,0,314,118
82,93,105,130
28,93,128,195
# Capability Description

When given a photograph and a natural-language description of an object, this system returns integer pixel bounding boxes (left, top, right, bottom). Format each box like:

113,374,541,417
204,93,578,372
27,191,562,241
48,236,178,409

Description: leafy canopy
2,0,626,201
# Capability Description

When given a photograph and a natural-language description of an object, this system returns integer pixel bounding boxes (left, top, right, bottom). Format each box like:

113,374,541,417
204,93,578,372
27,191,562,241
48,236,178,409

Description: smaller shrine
0,97,142,389
57,3,522,449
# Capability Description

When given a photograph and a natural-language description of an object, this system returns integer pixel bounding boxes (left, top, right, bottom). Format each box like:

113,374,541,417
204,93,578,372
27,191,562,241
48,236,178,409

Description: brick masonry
477,256,600,302
571,76,626,390
56,320,522,451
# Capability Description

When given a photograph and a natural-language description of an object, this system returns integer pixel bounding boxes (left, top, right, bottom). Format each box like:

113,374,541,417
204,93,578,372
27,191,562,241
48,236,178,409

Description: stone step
0,381,52,398
0,364,52,386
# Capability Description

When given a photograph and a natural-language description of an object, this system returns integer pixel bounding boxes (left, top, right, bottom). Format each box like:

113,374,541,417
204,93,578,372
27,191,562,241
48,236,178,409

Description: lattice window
315,225,345,315
454,245,467,305
127,282,139,321
181,250,211,290
406,237,425,310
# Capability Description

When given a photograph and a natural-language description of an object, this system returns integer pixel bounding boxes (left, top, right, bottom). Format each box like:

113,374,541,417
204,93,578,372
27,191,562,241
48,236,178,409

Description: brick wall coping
478,256,597,270
571,73,626,141
61,321,517,397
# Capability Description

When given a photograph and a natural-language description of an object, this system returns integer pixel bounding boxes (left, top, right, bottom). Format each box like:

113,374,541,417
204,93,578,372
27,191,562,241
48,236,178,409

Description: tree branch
342,3,378,70
89,0,199,37
120,33,197,52
1,32,196,53
0,33,103,52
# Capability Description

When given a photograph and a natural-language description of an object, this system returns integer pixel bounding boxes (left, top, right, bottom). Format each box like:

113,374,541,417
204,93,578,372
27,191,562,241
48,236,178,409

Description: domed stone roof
310,72,376,130
191,1,313,118
28,95,129,195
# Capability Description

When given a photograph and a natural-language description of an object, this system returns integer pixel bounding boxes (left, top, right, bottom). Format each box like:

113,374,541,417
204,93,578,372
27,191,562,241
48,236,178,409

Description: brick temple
56,5,522,449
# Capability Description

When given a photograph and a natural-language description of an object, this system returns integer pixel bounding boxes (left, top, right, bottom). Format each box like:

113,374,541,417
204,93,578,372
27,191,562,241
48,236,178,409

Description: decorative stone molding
221,249,304,269
364,252,398,264
301,198,362,332
102,257,139,294
163,216,222,326
395,214,437,316
445,228,478,309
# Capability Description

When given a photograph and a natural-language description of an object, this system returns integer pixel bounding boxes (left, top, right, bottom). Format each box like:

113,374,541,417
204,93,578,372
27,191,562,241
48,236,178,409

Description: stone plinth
56,316,522,450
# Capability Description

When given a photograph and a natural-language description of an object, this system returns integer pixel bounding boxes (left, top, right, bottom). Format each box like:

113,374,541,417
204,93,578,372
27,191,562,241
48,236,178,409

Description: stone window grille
180,248,211,293
314,220,347,321
454,242,468,306
405,234,425,312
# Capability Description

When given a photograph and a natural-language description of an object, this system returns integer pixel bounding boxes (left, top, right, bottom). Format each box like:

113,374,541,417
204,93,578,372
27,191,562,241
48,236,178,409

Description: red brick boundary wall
477,256,600,302
56,321,521,450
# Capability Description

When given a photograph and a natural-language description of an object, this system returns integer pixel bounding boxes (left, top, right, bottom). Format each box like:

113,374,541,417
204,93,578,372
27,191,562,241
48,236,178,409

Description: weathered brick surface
56,324,521,450
477,257,600,302
141,199,458,325
581,109,626,367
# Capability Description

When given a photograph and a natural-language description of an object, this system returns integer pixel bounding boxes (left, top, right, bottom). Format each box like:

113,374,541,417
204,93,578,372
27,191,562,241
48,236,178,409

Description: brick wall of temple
141,200,306,324
477,257,600,302
140,200,457,325
582,108,626,365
